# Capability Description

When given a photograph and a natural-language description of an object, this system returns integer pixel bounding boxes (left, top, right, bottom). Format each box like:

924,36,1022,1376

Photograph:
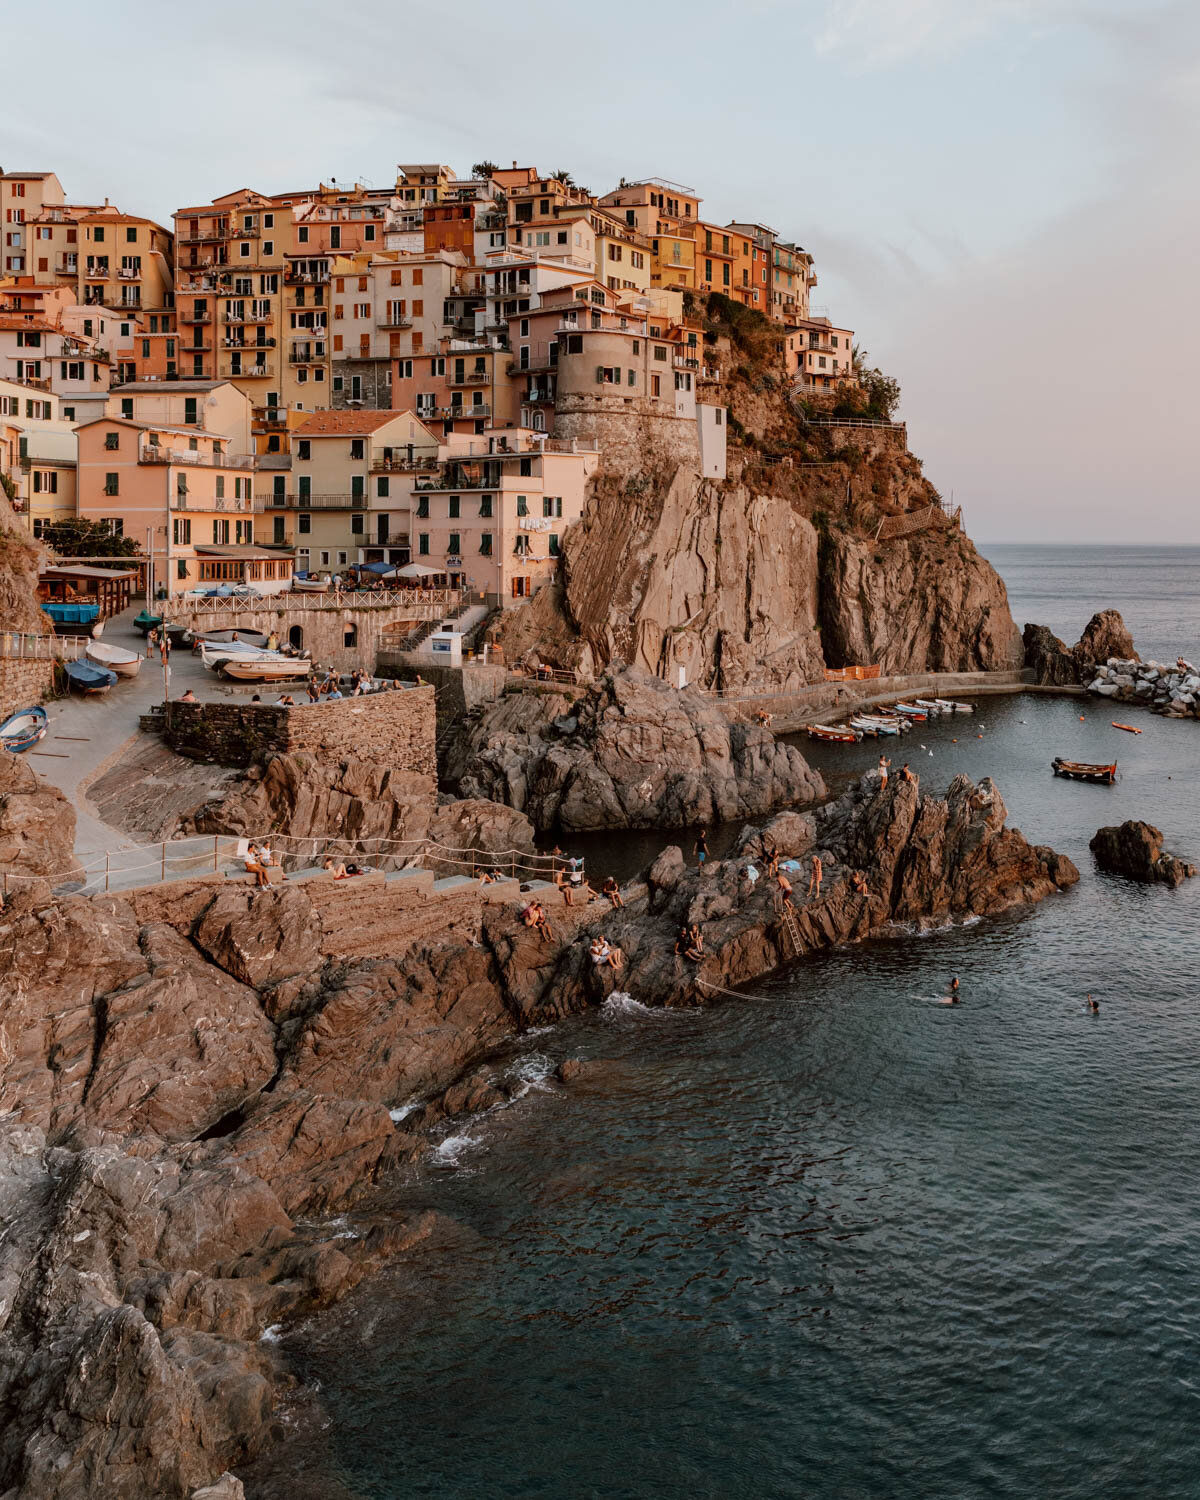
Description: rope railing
4,831,581,896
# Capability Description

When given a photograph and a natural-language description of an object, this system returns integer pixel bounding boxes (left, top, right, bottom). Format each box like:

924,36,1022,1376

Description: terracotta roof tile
293,410,413,436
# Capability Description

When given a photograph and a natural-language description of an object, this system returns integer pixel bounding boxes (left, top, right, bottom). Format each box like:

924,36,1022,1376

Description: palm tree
552,169,575,187
472,161,499,178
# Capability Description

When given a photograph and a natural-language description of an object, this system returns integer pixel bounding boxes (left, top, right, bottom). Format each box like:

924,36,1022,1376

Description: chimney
512,161,517,170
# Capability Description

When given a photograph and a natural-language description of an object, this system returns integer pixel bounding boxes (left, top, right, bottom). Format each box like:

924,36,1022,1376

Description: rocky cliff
1023,610,1139,686
0,497,48,637
493,296,1022,688
0,753,1075,1498
454,667,825,831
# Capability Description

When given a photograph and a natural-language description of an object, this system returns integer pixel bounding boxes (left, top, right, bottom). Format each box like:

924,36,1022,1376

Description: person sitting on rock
534,905,554,942
901,763,917,784
775,872,794,912
323,856,348,881
277,693,296,706
764,847,780,878
327,686,344,701
479,868,497,885
555,868,577,905
601,937,624,971
244,842,270,889
851,869,869,896
306,679,321,703
591,936,610,966
807,854,823,899
522,901,541,928
674,924,691,956
602,876,624,909
178,688,197,703
685,924,705,962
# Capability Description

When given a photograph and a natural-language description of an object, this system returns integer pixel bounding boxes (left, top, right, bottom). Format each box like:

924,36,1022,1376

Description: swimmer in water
940,977,961,1005
1087,993,1099,1014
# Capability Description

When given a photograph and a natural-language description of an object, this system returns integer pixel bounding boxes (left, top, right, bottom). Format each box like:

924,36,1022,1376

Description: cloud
812,0,1040,67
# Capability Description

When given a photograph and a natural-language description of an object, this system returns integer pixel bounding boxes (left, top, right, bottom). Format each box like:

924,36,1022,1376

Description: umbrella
359,560,395,575
396,562,441,578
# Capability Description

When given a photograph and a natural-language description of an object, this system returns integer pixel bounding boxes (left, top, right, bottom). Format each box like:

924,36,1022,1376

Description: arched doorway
289,625,304,651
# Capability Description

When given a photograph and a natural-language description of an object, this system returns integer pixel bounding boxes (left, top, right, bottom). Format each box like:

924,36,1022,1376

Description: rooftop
293,410,417,437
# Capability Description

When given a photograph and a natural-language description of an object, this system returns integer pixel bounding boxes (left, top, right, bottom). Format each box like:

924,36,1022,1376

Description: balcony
180,309,212,323
674,355,700,370
140,445,256,468
177,230,226,244
55,257,78,274
252,405,288,429
224,310,272,325
370,454,437,473
416,463,502,492
177,276,219,293
117,295,143,309
223,336,276,349
224,364,274,380
377,315,412,329
232,228,260,239
170,493,253,513
450,369,490,385
288,347,325,365
285,267,331,285
117,266,141,280
269,494,368,511
439,403,490,419
84,264,110,280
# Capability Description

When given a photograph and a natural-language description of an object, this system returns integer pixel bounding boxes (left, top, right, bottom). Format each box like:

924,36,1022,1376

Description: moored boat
915,699,943,714
807,724,860,743
893,703,928,720
290,574,330,593
852,716,902,735
0,705,48,753
64,659,117,695
946,701,975,713
85,640,142,679
1051,757,1117,784
1111,722,1142,734
194,628,269,651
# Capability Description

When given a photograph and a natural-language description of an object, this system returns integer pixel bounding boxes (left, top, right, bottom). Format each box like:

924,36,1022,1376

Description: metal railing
0,631,86,662
139,446,257,469
267,493,367,510
166,586,464,615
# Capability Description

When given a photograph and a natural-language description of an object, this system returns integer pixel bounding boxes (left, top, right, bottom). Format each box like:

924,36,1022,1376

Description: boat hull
64,660,117,694
86,642,142,678
1052,758,1117,784
220,659,313,682
0,706,48,753
808,726,860,743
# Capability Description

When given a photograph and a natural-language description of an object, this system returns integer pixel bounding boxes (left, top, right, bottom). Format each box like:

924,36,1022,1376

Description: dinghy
915,699,943,714
85,640,142,679
853,716,902,735
1052,757,1117,785
1111,722,1142,734
220,657,313,683
0,705,47,753
64,659,117,695
807,724,860,743
893,703,928,720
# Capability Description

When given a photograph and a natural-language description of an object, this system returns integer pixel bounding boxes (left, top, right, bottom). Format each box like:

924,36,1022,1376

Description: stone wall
554,398,701,480
331,358,391,410
164,684,436,781
0,657,54,722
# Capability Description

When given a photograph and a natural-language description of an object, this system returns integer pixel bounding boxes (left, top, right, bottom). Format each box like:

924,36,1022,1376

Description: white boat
851,716,902,735
200,642,293,670
290,575,330,594
947,700,975,713
220,657,313,682
85,640,143,678
915,699,943,714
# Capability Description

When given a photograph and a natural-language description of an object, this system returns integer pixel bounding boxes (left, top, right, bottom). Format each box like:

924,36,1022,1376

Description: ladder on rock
779,903,803,956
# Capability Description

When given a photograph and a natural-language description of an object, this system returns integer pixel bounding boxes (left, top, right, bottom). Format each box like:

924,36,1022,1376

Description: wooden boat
64,659,117,695
86,640,142,679
1052,757,1117,784
807,724,860,743
133,610,162,635
915,699,943,714
220,657,313,683
290,575,330,594
893,703,928,720
945,700,975,713
195,628,269,650
1112,722,1142,734
0,705,48,753
854,716,903,735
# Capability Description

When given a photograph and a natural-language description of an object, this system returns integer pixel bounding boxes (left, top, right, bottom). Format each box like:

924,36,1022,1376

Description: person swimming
940,977,961,1005
1087,993,1099,1014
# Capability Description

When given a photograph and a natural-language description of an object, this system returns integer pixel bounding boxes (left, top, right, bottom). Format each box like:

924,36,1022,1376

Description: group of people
242,840,278,888
590,934,624,970
878,756,918,791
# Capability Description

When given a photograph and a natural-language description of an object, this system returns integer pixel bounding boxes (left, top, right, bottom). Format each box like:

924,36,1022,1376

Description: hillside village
1,161,858,608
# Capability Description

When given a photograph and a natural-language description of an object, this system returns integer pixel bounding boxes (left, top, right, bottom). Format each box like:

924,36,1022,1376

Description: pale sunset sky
3,0,1196,542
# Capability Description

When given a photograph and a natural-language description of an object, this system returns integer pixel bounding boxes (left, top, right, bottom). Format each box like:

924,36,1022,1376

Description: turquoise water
248,550,1200,1500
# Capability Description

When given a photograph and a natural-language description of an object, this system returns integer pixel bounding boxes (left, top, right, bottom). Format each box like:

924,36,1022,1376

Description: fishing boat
944,700,975,713
0,705,48,753
855,716,903,736
807,724,860,743
42,602,104,638
290,574,330,594
1052,757,1117,785
847,717,879,736
915,699,944,714
220,656,313,683
195,628,269,650
1112,722,1142,734
85,640,142,679
893,703,928,720
133,609,163,635
64,659,117,695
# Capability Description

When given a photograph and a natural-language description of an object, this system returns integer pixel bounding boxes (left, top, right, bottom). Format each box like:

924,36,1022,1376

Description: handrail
164,587,464,618
0,632,87,661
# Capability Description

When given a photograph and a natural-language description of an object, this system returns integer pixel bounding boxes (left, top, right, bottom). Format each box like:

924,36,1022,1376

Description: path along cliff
0,747,1076,1499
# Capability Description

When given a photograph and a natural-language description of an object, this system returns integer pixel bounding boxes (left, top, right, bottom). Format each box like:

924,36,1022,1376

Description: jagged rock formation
492,299,1023,688
0,499,48,636
455,668,825,831
0,753,1075,1497
1089,820,1195,885
1023,610,1139,686
0,748,80,882
190,751,536,868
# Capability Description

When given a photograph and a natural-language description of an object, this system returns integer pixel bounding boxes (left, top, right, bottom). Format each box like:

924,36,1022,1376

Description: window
298,514,311,534
177,559,188,580
101,517,123,537
567,334,583,354
105,431,120,450
215,476,225,499
628,369,636,386
549,533,560,556
263,241,273,256
32,470,58,494
479,494,492,517
297,439,310,460
651,374,661,398
351,513,364,534
377,477,389,498
350,438,365,460
519,457,532,476
596,366,620,384
448,496,460,518
173,517,191,543
419,532,429,555
479,533,493,555
516,495,528,517
104,473,119,495
448,532,461,554
264,214,274,229
416,496,429,518
184,397,197,425
542,495,553,518
412,299,423,317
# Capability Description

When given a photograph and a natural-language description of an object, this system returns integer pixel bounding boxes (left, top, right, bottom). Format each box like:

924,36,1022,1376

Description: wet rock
556,1058,584,1083
1089,820,1196,886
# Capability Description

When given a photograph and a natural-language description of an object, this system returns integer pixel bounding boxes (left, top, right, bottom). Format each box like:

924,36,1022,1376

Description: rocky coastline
1084,657,1200,719
0,745,1077,1499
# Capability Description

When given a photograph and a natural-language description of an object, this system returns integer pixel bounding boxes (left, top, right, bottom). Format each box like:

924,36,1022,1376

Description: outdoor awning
396,562,441,578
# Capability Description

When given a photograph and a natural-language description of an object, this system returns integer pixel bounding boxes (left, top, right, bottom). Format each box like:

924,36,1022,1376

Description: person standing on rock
878,755,891,789
775,872,794,912
694,829,709,867
808,854,823,899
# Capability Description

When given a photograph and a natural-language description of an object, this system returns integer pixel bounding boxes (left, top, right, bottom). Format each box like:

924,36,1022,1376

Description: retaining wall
0,657,54,722
164,684,436,779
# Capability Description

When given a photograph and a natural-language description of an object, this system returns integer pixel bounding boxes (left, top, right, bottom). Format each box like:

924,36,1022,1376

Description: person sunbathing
322,856,349,880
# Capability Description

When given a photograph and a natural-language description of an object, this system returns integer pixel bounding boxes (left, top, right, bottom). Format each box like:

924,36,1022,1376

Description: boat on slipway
220,656,313,683
85,640,142,679
0,705,48,752
1052,758,1118,785
64,659,117,695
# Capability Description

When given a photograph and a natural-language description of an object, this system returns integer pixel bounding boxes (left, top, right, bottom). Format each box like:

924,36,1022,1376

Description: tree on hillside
850,346,902,422
39,518,140,559
472,161,499,178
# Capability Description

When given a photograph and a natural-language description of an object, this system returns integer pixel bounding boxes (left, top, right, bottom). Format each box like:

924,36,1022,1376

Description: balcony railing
288,349,325,364
170,493,254,512
231,228,260,239
180,310,212,323
264,493,368,510
55,257,78,274
377,315,412,329
139,445,257,469
84,265,110,279
450,369,490,385
370,455,438,472
223,365,274,379
438,403,490,419
285,268,331,284
252,406,288,428
223,336,276,349
117,267,141,280
177,276,219,293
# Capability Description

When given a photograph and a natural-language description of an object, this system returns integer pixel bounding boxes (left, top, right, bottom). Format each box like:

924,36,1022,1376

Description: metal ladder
779,902,803,956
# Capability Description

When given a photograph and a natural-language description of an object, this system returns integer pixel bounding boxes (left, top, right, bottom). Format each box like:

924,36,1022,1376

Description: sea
244,546,1200,1500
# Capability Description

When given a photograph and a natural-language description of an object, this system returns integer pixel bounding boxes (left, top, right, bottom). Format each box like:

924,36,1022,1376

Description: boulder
1089,820,1196,886
1026,611,1141,687
458,669,825,832
1074,610,1138,670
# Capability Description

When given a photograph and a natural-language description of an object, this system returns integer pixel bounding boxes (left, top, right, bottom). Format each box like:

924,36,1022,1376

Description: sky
3,0,1197,542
